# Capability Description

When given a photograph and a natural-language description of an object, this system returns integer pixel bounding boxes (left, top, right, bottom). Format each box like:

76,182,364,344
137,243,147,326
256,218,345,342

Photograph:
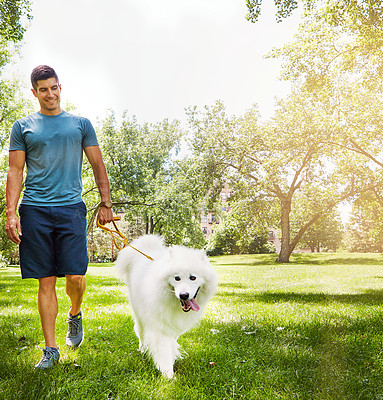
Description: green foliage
0,156,16,260
97,112,206,247
206,187,277,255
0,0,32,71
0,79,35,148
100,113,181,200
0,0,34,264
261,1,383,258
268,2,383,89
207,217,274,255
297,211,344,252
290,188,344,252
245,0,300,23
245,0,383,37
0,0,34,148
0,0,32,42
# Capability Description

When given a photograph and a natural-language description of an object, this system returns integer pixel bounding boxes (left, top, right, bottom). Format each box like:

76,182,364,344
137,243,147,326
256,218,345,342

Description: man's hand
97,205,114,226
6,213,22,244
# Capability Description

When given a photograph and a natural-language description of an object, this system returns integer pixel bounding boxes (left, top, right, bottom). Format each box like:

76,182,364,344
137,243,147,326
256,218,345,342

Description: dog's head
164,245,217,313
168,272,205,312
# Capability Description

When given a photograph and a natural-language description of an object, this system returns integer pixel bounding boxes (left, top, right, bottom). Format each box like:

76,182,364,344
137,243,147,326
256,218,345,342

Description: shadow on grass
210,253,383,267
216,289,383,306
289,254,383,265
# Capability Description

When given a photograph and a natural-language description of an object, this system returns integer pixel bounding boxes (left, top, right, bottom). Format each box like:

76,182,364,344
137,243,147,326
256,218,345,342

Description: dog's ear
199,249,207,261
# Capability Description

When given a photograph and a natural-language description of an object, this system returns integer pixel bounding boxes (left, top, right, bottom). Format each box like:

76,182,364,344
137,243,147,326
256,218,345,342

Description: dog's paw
162,369,174,379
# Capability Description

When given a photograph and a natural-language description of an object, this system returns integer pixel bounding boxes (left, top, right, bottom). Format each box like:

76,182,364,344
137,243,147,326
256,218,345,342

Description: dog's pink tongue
189,298,200,312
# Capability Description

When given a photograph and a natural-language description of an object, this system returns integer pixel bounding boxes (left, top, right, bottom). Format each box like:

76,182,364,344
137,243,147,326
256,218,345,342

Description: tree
92,112,206,247
268,3,383,197
0,0,33,263
187,99,362,262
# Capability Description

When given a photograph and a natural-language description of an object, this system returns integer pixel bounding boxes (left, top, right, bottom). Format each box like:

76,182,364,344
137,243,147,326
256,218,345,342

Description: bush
206,224,275,255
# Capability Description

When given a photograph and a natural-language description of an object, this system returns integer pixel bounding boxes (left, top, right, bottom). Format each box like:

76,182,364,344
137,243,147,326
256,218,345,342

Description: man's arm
84,145,113,225
6,150,25,244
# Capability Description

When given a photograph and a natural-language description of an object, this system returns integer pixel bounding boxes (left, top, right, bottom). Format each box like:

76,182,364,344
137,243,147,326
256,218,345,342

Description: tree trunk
277,199,292,263
309,243,315,252
149,216,155,234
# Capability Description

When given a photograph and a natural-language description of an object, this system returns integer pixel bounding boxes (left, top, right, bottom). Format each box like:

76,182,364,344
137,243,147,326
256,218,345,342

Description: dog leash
97,216,154,261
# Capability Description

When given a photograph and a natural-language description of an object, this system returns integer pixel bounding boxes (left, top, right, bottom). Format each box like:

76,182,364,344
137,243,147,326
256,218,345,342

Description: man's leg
65,275,86,315
38,276,58,348
65,274,86,348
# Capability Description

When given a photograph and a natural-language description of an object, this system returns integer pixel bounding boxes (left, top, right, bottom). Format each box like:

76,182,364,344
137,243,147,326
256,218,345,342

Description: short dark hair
31,65,59,90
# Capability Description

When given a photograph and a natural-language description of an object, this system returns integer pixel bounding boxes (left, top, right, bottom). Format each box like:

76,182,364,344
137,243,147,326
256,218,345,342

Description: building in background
200,184,232,240
268,228,281,253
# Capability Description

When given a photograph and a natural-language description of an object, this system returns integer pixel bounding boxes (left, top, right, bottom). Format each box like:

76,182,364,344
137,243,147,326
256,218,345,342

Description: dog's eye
189,275,196,281
175,276,181,281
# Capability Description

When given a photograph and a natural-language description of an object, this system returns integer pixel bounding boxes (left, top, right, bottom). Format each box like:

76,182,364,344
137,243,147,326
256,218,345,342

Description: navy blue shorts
19,202,88,279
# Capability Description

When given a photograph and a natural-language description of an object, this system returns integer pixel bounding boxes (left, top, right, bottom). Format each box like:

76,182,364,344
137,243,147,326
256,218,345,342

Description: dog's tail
115,234,165,283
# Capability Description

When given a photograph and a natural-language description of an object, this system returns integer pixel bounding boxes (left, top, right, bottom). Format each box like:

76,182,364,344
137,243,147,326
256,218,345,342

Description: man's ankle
69,308,81,317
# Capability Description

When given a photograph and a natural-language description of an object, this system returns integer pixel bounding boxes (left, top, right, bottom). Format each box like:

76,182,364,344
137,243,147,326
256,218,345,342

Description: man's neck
40,108,63,116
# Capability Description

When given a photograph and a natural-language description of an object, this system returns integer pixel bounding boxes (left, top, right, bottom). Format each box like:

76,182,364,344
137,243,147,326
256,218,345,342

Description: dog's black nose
180,293,189,300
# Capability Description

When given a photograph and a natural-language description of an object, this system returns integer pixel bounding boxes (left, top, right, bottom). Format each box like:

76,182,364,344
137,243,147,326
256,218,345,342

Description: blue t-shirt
9,111,99,206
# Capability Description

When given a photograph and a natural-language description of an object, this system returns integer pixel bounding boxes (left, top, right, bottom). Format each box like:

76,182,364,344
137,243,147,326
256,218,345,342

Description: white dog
115,235,217,378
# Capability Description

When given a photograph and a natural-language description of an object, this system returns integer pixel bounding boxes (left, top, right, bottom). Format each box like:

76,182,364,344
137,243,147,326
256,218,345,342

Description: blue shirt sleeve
80,117,99,148
9,121,26,151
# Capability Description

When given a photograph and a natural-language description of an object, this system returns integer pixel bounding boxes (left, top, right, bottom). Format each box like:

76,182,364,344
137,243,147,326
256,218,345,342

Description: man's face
32,77,62,115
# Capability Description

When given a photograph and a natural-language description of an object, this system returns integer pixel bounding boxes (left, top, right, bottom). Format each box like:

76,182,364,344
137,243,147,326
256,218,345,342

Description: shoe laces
67,315,80,336
43,348,54,358
42,348,58,362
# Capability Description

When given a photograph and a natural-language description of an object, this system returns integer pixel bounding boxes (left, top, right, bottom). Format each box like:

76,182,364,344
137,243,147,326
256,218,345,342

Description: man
5,65,113,369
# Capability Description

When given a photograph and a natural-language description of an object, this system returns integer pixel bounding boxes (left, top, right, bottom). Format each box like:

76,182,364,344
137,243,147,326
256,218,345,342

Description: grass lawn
2,253,383,399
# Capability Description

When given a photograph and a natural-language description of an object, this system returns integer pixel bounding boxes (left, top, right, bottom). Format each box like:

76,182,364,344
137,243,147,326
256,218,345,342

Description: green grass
2,253,383,399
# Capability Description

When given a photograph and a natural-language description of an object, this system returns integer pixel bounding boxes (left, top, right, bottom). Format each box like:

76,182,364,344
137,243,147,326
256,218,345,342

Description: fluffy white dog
115,235,217,378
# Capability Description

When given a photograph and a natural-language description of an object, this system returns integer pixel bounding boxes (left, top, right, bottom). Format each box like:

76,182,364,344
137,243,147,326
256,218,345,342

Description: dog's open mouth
180,288,200,313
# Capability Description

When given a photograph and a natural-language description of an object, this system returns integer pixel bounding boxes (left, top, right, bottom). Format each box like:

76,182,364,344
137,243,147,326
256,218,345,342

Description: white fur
115,235,217,378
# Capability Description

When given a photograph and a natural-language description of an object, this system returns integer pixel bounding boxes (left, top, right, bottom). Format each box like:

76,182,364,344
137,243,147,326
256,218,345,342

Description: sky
7,0,302,126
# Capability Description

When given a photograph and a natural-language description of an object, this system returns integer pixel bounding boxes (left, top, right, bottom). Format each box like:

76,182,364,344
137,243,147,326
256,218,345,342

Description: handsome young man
5,65,113,369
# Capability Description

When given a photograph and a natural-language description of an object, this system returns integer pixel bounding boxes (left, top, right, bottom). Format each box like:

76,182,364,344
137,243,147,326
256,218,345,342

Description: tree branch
289,147,315,196
327,139,383,168
348,138,383,169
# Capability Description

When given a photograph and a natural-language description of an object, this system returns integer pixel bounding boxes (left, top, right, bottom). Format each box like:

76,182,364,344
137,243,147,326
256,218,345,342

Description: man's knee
66,275,86,290
38,276,57,293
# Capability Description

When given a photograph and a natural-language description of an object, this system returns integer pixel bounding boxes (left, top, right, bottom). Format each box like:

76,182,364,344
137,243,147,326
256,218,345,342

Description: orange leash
97,216,154,261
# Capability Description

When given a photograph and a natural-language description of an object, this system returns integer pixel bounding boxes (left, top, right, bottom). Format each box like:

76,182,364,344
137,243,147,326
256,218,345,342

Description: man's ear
31,88,37,98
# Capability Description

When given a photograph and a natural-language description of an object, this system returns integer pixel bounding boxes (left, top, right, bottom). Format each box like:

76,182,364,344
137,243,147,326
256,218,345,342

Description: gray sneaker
66,310,84,348
34,347,60,369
